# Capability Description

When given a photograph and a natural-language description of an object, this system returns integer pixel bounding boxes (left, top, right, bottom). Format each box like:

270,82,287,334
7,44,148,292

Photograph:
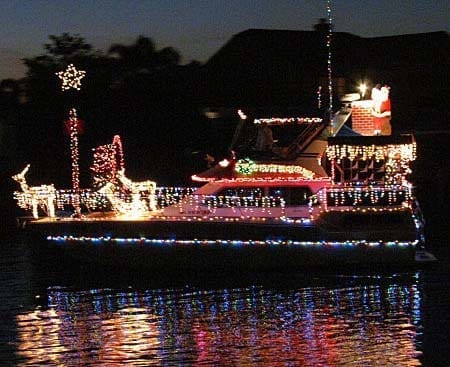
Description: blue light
45,235,417,249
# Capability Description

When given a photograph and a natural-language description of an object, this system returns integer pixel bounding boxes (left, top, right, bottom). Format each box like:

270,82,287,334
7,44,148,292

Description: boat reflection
15,275,423,366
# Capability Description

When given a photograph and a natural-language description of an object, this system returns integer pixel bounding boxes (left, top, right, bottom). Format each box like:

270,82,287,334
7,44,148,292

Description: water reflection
14,276,423,366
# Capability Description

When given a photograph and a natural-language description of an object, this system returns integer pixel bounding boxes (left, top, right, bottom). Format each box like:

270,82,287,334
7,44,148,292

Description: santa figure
371,84,392,135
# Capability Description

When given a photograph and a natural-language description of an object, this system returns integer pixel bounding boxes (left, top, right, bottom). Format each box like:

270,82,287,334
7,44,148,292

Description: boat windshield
231,119,319,157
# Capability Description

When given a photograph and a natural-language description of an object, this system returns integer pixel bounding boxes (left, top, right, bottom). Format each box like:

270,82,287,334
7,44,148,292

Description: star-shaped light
56,64,86,91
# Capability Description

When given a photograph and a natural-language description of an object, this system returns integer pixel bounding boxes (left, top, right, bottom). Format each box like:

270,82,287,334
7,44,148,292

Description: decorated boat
13,100,437,270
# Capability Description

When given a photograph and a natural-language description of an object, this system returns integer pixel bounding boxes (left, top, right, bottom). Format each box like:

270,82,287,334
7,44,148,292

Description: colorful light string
46,235,417,248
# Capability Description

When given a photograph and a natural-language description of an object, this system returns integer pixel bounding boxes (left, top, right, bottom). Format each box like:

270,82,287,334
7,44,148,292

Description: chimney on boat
350,100,374,136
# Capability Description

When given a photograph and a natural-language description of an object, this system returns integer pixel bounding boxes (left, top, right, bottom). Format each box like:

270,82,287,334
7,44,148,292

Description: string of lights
234,159,317,179
46,235,416,249
326,0,333,126
68,109,81,203
91,135,125,187
56,64,86,91
326,142,416,185
317,86,322,109
254,117,322,125
57,64,86,216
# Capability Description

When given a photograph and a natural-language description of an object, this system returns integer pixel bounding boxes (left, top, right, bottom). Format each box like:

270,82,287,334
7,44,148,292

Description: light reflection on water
4,237,450,366
13,278,424,366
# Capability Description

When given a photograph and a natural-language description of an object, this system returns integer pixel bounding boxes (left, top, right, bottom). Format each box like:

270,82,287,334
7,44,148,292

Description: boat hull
30,237,416,271
21,213,419,270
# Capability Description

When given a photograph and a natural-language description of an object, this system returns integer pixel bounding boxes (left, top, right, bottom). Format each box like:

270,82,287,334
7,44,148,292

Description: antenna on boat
229,109,247,154
326,0,334,129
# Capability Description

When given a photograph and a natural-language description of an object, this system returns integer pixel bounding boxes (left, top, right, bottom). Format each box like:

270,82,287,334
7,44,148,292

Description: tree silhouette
109,35,180,74
15,33,205,186
44,33,94,60
24,33,101,82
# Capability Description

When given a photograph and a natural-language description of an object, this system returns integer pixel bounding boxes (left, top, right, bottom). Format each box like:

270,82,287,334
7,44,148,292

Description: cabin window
268,187,313,206
206,186,269,207
216,187,264,198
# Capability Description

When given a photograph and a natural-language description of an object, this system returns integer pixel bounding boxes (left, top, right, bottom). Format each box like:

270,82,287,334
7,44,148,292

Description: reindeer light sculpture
12,164,56,219
97,182,134,214
117,169,157,212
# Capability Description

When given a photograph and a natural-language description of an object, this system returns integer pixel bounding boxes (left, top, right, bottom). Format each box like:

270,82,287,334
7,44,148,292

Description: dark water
1,230,450,367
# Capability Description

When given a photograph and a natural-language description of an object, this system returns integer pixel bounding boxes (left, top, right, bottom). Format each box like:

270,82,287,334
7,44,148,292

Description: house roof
203,29,449,110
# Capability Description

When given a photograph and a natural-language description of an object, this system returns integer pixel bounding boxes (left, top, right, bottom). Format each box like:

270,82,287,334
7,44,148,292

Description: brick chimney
351,100,374,136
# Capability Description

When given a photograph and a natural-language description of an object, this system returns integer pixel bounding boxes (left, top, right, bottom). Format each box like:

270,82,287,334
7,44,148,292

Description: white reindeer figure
97,182,134,214
12,164,56,219
117,168,157,212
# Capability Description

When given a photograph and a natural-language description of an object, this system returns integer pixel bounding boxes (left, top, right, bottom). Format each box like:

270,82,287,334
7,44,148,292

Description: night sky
1,0,449,80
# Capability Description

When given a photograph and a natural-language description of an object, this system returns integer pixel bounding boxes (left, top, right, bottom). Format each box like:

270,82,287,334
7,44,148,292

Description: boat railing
318,185,412,212
167,193,286,217
155,187,198,208
30,186,199,213
15,184,414,219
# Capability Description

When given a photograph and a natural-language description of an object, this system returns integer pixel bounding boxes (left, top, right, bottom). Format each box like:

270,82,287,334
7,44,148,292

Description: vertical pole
69,108,81,216
56,64,86,217
326,0,334,131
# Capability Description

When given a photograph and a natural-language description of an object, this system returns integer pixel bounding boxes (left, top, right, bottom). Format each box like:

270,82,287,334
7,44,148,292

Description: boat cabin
163,178,329,219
